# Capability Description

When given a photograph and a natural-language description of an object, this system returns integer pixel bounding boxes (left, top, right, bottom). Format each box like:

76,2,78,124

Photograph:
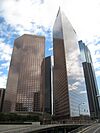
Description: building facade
3,34,45,112
44,56,52,114
53,9,90,119
0,88,5,112
79,40,100,118
41,56,53,114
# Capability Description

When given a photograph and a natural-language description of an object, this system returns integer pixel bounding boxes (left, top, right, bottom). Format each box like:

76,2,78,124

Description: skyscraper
41,56,52,114
3,34,45,112
0,88,5,112
79,40,100,118
53,8,90,119
44,56,52,114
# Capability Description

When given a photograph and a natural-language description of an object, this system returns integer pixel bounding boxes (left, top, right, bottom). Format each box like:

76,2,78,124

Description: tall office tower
53,8,90,120
79,40,100,118
41,56,53,114
3,34,45,112
0,88,5,112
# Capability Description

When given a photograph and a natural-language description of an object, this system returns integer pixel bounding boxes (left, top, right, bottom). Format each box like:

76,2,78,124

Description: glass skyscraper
41,56,52,114
0,88,5,112
79,40,100,118
53,8,90,119
3,34,45,112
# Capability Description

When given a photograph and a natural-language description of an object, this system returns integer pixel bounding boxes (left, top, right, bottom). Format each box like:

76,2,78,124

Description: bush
0,112,40,122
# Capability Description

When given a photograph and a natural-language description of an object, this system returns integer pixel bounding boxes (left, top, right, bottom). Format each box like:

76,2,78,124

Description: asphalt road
80,123,100,133
0,125,35,133
0,123,86,133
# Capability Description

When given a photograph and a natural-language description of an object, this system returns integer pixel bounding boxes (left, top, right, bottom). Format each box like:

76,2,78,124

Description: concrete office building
3,34,45,112
79,40,100,118
0,88,5,112
53,8,90,119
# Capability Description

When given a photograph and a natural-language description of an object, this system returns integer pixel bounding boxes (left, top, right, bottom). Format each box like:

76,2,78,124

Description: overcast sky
0,0,100,91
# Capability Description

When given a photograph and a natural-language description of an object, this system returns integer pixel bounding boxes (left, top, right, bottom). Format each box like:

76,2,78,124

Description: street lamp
78,102,85,116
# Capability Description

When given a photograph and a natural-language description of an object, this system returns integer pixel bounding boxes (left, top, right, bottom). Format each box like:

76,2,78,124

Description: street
80,123,100,133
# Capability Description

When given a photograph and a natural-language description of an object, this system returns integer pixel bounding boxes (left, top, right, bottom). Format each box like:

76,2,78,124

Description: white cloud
1,0,100,42
80,91,87,94
0,41,12,54
60,0,100,40
0,41,12,62
0,40,12,88
1,62,10,70
1,0,100,39
0,0,100,88
94,62,100,70
48,47,53,51
0,0,59,35
95,71,100,77
0,75,7,88
0,71,3,75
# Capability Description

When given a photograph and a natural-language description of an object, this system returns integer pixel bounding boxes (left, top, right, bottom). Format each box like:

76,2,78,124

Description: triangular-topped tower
53,8,90,120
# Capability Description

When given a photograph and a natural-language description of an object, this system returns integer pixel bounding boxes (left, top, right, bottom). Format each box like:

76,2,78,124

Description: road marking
93,126,100,133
